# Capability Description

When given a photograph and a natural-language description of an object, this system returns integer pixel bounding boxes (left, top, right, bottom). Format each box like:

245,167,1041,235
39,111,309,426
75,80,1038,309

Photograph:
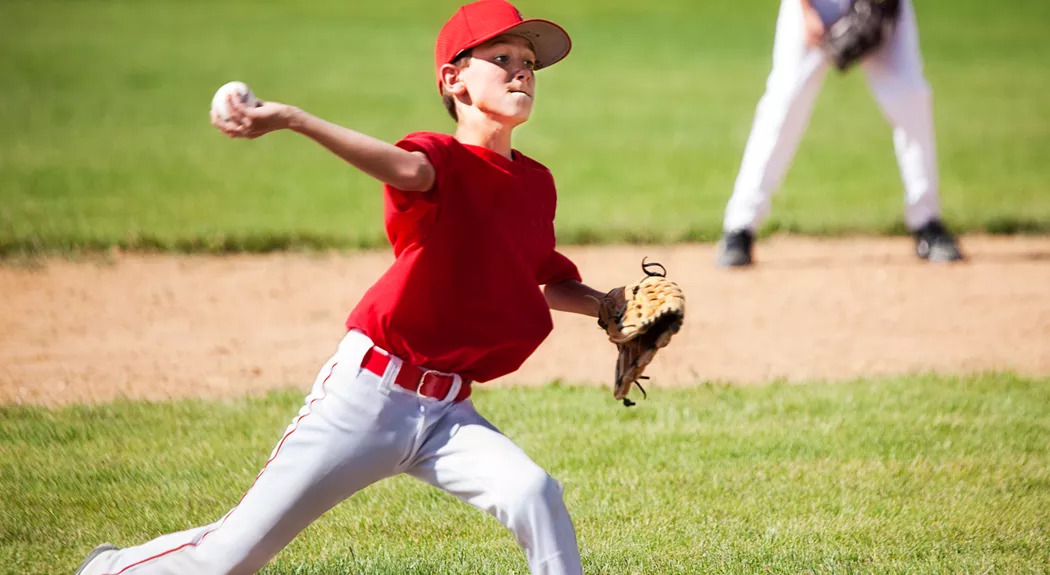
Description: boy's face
455,35,538,126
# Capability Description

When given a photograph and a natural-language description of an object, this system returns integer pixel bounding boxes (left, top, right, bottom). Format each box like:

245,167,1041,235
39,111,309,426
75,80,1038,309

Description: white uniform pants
84,330,582,575
724,0,941,233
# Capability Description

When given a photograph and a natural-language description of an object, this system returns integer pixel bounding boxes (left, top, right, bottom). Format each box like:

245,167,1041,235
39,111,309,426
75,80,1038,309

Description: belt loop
379,353,401,395
441,373,463,404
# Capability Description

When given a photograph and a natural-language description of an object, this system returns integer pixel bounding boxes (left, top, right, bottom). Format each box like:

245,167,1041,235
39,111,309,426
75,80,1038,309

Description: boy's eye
490,53,536,70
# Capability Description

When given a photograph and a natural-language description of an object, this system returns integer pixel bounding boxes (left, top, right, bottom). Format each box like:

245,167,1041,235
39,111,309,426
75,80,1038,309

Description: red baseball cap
435,0,572,89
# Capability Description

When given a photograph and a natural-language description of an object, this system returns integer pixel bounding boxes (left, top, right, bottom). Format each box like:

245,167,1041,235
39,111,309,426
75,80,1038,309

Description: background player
717,0,964,267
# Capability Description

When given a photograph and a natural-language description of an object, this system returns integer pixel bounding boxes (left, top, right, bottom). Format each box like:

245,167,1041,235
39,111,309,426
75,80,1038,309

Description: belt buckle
417,369,462,402
416,369,442,396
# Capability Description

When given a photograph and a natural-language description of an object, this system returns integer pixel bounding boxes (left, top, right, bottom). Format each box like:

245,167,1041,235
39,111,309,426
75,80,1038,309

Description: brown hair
440,50,472,121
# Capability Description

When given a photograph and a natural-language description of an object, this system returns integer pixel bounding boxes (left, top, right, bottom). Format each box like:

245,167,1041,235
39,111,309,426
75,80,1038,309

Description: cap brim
465,19,572,70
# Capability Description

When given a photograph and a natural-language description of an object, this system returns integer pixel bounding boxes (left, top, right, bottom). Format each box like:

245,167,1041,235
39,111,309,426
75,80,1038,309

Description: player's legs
860,0,940,231
861,0,961,260
82,331,415,575
723,0,831,235
407,400,582,575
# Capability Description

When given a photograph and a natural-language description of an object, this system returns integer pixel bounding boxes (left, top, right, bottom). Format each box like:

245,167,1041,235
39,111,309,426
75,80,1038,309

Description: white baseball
211,81,259,121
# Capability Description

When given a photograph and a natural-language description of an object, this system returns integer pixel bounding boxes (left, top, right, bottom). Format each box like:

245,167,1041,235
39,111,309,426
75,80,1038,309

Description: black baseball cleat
913,219,964,262
716,229,754,267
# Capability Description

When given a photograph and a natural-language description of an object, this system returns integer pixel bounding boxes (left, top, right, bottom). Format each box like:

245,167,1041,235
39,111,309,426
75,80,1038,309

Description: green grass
1,0,1049,255
2,374,1048,574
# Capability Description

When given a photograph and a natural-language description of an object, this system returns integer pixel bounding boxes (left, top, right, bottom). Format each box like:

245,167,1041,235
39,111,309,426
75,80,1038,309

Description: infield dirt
3,236,1048,406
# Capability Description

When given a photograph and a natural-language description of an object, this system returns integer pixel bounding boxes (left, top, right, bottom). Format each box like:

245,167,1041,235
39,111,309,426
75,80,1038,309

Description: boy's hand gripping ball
211,81,260,121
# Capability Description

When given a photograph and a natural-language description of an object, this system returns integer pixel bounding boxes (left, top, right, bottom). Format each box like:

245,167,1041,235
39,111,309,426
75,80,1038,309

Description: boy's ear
439,63,467,96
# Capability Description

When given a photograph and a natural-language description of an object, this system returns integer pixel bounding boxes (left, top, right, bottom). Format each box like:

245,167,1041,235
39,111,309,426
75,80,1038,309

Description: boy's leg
407,400,582,575
723,0,830,234
83,332,413,575
861,0,941,231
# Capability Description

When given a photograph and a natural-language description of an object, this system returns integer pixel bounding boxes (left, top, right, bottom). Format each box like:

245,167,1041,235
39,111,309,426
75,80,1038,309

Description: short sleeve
392,131,453,191
536,249,582,285
383,132,454,253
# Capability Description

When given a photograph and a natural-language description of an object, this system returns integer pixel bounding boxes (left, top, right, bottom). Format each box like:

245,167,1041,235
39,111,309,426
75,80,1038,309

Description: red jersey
346,132,581,382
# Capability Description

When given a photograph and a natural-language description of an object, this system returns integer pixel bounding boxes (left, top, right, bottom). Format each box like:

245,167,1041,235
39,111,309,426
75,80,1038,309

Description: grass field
2,0,1050,255
2,375,1048,574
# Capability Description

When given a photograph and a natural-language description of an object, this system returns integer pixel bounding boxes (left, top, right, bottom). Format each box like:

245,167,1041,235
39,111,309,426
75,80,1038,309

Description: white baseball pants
83,330,582,575
724,0,942,233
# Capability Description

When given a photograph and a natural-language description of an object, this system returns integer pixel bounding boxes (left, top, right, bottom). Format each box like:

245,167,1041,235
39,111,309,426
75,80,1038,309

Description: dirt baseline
2,236,1048,407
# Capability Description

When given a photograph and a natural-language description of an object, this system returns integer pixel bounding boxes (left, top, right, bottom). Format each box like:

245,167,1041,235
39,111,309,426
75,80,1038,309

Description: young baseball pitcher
75,1,611,573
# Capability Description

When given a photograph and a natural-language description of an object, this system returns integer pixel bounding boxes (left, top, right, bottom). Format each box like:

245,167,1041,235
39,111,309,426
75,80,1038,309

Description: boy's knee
503,469,566,525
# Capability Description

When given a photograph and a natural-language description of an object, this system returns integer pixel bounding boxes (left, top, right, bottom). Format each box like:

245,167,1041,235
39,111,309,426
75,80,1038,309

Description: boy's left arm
543,280,605,317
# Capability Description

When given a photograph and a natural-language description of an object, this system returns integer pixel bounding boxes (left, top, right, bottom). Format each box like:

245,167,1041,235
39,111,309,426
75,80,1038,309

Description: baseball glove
593,260,686,407
821,0,901,72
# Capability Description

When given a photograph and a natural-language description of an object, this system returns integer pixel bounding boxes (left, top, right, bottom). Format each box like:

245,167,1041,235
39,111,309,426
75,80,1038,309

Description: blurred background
2,0,1048,254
